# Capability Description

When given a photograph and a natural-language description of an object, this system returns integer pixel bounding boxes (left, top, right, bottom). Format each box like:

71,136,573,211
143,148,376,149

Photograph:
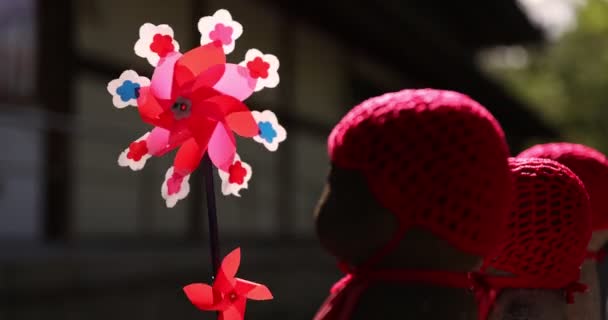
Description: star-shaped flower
107,70,150,108
251,110,286,151
198,9,243,54
239,49,279,91
218,154,252,197
134,23,180,66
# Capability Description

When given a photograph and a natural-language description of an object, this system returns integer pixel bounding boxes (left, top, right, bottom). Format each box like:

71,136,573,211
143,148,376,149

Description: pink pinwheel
130,41,258,207
184,248,273,320
137,40,260,170
110,10,286,208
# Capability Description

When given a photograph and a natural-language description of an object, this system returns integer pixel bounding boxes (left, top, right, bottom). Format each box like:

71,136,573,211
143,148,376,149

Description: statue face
589,229,608,251
314,166,397,265
314,166,480,270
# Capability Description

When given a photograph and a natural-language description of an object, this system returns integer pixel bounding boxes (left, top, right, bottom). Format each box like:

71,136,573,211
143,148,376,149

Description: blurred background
0,0,606,319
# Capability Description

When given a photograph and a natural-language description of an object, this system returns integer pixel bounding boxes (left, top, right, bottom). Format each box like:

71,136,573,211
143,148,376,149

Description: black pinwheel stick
201,153,221,319
201,154,221,276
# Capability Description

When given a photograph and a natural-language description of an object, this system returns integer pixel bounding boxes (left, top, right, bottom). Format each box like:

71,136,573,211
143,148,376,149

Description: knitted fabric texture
518,143,608,230
328,89,513,256
484,157,592,288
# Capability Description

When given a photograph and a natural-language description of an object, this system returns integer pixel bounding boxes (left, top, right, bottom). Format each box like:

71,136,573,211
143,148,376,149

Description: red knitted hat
518,143,608,230
484,157,592,288
328,89,513,256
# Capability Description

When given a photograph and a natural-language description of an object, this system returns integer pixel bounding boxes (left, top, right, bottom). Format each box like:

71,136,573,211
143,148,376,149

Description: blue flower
251,110,286,151
108,70,150,108
258,121,277,143
116,80,141,102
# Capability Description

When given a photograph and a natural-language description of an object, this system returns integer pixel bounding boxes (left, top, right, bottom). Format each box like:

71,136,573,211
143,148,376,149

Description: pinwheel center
228,292,238,301
171,97,192,120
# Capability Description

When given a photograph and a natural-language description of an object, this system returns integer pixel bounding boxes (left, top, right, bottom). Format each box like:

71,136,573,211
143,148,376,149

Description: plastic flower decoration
107,70,151,108
218,154,253,197
108,9,286,208
184,248,273,320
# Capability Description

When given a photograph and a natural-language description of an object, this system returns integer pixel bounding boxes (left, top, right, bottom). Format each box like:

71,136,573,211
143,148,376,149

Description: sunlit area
480,0,608,151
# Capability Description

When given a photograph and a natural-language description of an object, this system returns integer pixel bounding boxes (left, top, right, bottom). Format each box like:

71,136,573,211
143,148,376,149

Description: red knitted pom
518,143,608,230
485,157,592,288
328,89,513,256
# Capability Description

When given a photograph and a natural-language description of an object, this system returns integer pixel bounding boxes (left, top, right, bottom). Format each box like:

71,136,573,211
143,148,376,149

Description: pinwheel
184,248,273,320
108,9,280,319
108,9,286,208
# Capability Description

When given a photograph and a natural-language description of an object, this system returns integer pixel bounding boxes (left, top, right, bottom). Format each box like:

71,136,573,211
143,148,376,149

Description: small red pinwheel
184,248,273,320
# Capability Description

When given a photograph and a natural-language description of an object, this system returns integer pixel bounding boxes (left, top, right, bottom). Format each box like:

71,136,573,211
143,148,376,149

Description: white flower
239,49,280,92
117,132,152,171
251,110,286,151
198,9,243,54
107,70,150,108
134,23,180,67
161,166,191,208
217,154,252,197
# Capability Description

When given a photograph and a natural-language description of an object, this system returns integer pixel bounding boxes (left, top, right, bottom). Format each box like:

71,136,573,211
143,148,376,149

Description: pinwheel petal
233,278,257,296
151,52,182,100
204,94,258,137
186,115,218,148
137,87,174,128
183,283,217,310
192,64,226,93
234,278,273,300
245,283,273,300
214,248,241,293
174,138,206,177
226,111,258,138
146,127,175,156
221,248,242,280
174,42,226,88
208,122,237,172
212,64,256,101
205,94,249,116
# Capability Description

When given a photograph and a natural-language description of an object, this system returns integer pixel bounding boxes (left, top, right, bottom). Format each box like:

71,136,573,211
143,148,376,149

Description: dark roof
271,0,557,149
378,0,544,49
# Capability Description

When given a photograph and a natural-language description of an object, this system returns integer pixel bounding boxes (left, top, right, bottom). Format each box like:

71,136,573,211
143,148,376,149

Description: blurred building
0,0,556,319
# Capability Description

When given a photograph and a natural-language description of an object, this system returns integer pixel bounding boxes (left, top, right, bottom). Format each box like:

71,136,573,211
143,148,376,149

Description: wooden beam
37,0,74,242
273,14,299,238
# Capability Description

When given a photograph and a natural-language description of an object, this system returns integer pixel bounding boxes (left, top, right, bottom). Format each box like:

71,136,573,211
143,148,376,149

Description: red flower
228,161,247,184
246,57,270,79
167,172,185,195
184,248,273,320
150,34,175,57
127,140,148,161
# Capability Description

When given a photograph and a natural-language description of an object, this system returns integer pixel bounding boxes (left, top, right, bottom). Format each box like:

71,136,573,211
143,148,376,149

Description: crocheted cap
518,143,608,230
485,157,592,288
328,88,513,256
